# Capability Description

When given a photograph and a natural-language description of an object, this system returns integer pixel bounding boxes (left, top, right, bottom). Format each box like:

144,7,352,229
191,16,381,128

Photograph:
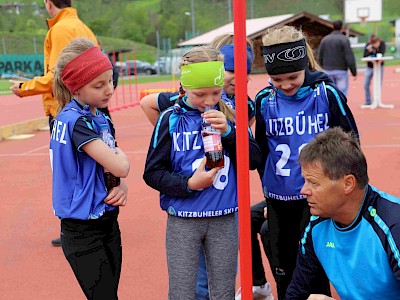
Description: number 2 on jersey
275,143,307,177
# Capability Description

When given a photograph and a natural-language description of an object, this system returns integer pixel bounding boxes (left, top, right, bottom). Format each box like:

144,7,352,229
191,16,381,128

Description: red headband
61,46,112,93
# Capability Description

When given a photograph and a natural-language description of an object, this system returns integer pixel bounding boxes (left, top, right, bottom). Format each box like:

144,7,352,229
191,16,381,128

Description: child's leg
103,216,123,292
195,247,209,300
60,214,120,300
166,215,206,300
204,213,238,300
251,201,269,286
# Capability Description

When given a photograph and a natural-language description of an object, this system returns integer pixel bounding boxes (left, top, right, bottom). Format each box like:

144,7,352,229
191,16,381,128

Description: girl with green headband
140,34,256,127
143,46,261,300
140,34,260,300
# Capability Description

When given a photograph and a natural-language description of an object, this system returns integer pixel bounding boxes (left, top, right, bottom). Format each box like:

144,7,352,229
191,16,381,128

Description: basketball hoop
359,16,368,27
357,7,369,27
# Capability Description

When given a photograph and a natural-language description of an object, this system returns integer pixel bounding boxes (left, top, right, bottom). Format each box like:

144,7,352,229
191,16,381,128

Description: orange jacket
18,8,97,117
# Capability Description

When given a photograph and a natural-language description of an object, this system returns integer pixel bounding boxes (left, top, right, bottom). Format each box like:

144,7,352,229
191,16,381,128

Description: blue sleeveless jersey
50,101,116,219
159,104,238,218
260,83,330,200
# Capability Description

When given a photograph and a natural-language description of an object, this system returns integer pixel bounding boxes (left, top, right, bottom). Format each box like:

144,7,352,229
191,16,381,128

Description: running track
1,67,399,299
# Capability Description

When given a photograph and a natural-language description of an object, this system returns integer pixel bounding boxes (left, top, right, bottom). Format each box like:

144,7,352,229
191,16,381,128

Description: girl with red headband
50,38,130,299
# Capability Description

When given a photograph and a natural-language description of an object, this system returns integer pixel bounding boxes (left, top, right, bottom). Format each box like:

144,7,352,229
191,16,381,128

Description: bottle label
203,134,222,152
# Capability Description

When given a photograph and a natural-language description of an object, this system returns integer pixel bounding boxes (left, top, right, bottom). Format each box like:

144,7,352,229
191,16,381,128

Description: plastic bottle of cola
99,124,120,192
201,107,224,169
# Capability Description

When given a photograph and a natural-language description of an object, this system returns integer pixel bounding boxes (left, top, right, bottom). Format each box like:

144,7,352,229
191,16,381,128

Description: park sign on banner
0,54,44,77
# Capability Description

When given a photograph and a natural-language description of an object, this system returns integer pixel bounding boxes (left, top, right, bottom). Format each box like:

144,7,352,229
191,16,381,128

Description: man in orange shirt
10,0,98,247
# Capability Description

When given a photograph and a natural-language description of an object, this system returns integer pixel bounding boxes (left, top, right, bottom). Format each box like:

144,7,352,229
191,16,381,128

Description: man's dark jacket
318,30,357,76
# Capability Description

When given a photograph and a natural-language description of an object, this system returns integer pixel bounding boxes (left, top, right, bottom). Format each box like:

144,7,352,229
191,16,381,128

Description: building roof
178,11,363,47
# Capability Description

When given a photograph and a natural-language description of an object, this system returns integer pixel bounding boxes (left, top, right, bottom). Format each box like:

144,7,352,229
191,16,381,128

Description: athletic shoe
235,283,274,300
51,237,61,247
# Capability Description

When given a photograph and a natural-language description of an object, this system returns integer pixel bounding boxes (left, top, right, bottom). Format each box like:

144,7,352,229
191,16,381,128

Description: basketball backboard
344,0,382,23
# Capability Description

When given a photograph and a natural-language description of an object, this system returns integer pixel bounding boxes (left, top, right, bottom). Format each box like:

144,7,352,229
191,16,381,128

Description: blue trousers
324,69,349,96
196,247,209,300
363,66,384,105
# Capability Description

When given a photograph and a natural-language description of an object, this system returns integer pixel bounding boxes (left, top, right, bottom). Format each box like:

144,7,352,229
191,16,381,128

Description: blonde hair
262,26,322,71
179,46,236,122
53,38,97,115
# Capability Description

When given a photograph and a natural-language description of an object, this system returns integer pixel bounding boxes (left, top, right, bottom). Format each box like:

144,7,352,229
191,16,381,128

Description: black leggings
61,210,122,300
266,198,310,300
251,200,273,286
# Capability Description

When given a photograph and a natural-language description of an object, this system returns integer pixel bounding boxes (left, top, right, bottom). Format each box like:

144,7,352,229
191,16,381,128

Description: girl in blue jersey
50,38,130,300
143,46,261,300
254,26,359,300
140,34,269,300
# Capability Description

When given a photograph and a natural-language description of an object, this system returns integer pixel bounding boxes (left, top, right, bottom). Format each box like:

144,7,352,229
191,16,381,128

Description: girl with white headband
254,26,359,299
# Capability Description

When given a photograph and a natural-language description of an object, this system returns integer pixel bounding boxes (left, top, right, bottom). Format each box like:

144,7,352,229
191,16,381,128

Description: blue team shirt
151,99,238,217
258,83,330,200
50,100,116,219
287,185,400,299
144,94,263,217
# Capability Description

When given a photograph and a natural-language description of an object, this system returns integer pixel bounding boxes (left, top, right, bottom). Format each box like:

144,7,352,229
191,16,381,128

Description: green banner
0,54,44,76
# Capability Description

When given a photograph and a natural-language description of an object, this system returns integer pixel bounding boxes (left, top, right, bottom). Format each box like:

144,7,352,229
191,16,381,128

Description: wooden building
178,11,363,73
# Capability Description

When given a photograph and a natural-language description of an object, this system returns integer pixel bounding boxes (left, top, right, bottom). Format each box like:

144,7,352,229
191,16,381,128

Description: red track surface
1,67,399,299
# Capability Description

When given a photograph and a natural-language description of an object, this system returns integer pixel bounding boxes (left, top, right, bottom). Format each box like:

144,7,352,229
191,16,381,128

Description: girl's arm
72,117,130,178
255,91,271,178
143,110,193,198
82,141,130,178
140,92,180,125
325,85,359,138
140,93,161,126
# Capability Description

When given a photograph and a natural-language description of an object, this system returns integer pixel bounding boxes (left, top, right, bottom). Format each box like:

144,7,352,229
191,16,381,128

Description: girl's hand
308,295,336,300
104,179,128,206
202,109,228,134
188,157,221,190
263,206,268,219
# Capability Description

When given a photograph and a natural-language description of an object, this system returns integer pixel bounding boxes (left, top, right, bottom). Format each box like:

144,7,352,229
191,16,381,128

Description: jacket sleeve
143,111,193,198
326,84,359,139
363,44,371,58
221,125,262,171
286,224,331,299
343,39,357,76
317,40,325,67
254,91,270,179
157,92,179,112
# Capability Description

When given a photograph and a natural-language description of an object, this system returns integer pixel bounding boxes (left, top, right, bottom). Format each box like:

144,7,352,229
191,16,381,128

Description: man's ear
343,174,356,195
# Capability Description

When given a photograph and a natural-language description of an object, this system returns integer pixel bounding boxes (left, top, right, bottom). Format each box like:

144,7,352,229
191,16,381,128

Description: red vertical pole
128,51,133,106
110,51,118,112
233,1,253,300
133,52,139,104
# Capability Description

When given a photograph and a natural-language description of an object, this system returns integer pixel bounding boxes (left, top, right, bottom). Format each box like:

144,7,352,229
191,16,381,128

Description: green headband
180,61,225,89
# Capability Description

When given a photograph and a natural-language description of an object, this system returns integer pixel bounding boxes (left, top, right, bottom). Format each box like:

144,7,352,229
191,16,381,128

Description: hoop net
359,16,368,27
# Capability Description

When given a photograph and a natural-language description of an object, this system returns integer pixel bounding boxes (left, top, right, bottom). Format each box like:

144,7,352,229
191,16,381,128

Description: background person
363,34,386,105
8,0,99,247
286,127,400,300
318,20,357,96
51,38,130,299
255,25,359,299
